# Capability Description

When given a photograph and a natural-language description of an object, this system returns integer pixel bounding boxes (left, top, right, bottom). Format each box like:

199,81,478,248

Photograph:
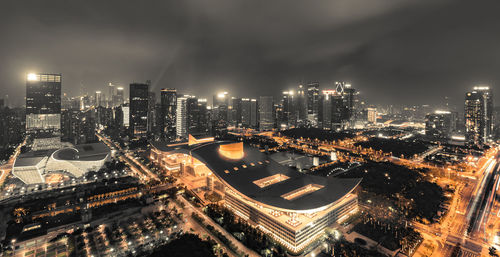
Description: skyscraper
176,96,188,138
281,90,296,129
187,97,208,136
213,92,229,128
160,88,177,141
148,91,156,134
306,82,320,126
297,84,307,122
115,87,124,106
95,91,103,107
259,96,274,131
129,83,149,139
465,86,493,146
230,97,242,126
26,73,62,138
425,110,456,139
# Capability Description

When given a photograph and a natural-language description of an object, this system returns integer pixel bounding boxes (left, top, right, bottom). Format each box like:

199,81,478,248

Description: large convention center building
150,136,361,252
12,142,111,184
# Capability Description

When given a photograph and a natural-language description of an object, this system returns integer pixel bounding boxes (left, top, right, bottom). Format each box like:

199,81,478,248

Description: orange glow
281,184,324,201
253,174,290,188
219,142,244,160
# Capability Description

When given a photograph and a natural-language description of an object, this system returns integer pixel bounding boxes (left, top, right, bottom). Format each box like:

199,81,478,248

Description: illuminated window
250,163,255,166
233,167,239,171
258,161,263,165
253,174,290,188
265,160,270,163
224,170,230,174
242,165,247,168
281,184,324,201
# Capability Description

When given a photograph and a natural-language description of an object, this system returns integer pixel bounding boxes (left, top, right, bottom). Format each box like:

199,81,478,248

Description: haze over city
1,0,500,107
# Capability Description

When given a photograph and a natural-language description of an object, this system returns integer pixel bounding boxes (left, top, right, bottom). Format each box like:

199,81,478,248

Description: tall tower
95,91,102,107
465,86,493,147
160,88,177,141
297,84,307,122
129,83,149,139
259,96,274,131
26,73,62,139
176,96,188,138
307,82,320,126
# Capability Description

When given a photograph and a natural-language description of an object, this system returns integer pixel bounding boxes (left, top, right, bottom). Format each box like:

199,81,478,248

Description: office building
129,83,149,138
160,88,177,141
465,86,494,146
425,110,456,139
306,82,320,126
367,107,377,124
281,90,296,129
26,73,62,138
259,96,274,131
176,96,188,138
187,98,208,136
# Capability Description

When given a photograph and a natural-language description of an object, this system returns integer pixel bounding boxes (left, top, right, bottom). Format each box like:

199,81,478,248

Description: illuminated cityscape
0,2,500,257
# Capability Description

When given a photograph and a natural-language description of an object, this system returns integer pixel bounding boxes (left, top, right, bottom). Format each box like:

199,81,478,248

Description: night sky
1,0,499,107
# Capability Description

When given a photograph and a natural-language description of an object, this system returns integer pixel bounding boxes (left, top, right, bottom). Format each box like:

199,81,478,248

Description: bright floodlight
27,73,38,81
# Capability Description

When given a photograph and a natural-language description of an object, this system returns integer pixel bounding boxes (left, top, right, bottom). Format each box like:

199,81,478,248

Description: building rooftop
153,140,361,211
53,142,110,161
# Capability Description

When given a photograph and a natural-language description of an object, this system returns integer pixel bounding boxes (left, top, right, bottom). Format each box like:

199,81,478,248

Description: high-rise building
297,84,307,122
320,90,335,130
129,83,149,138
108,82,115,106
187,97,208,136
425,110,456,139
148,91,156,134
281,90,296,129
230,97,242,126
259,96,274,131
95,91,103,107
26,73,62,138
250,99,258,128
306,82,320,126
465,86,493,146
160,88,177,141
115,87,124,106
213,92,229,128
367,107,377,124
176,96,188,138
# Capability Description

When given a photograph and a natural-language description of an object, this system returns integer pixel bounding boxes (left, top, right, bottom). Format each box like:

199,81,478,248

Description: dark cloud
0,0,499,108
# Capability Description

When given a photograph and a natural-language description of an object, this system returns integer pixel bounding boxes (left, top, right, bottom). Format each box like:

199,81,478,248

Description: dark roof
15,150,52,167
154,141,361,211
53,142,110,161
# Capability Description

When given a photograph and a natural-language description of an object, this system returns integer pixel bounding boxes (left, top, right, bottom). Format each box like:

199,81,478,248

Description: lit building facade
425,110,456,139
160,88,177,141
259,96,274,131
129,83,149,138
26,73,62,138
307,82,320,126
150,139,360,253
465,86,493,146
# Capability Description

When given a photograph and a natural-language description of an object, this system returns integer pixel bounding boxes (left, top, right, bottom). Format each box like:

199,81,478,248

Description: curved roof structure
152,140,361,211
53,142,110,161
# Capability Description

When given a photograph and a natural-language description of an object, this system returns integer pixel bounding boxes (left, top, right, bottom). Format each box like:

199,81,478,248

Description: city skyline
2,1,500,107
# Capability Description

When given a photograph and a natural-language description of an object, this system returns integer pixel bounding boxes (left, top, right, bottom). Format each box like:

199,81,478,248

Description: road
96,133,160,182
0,138,26,187
177,196,260,257
420,149,499,257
